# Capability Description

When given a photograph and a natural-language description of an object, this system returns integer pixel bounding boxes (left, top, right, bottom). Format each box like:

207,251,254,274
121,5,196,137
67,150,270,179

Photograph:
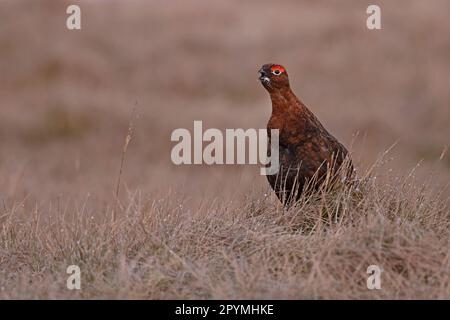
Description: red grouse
259,63,353,205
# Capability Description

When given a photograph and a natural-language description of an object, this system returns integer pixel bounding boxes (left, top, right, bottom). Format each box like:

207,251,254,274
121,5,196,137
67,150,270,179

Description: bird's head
258,63,290,92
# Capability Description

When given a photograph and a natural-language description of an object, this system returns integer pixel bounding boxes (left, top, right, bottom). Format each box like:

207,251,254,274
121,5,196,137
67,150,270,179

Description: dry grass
1,0,450,299
0,158,449,299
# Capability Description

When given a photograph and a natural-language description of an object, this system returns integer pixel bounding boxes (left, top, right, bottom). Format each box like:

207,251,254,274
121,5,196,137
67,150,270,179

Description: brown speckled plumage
259,63,353,204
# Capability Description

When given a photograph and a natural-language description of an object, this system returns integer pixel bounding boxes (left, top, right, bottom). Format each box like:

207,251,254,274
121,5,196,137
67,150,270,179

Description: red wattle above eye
271,66,285,73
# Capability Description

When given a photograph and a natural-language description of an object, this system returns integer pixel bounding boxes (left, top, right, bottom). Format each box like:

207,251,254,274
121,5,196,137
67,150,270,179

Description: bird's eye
272,69,282,76
270,65,285,76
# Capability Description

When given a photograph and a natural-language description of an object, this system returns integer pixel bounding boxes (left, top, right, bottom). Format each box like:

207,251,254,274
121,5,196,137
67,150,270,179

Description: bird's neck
269,87,304,116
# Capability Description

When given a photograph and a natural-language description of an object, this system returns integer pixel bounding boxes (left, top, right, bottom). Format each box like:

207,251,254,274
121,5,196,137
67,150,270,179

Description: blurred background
1,0,449,206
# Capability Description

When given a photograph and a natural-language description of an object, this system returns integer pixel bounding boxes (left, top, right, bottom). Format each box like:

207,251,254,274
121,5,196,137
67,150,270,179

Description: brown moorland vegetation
0,0,449,299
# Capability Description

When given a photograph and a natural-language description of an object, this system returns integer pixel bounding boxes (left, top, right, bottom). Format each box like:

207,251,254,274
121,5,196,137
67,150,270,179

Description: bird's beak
259,68,271,85
258,68,266,80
